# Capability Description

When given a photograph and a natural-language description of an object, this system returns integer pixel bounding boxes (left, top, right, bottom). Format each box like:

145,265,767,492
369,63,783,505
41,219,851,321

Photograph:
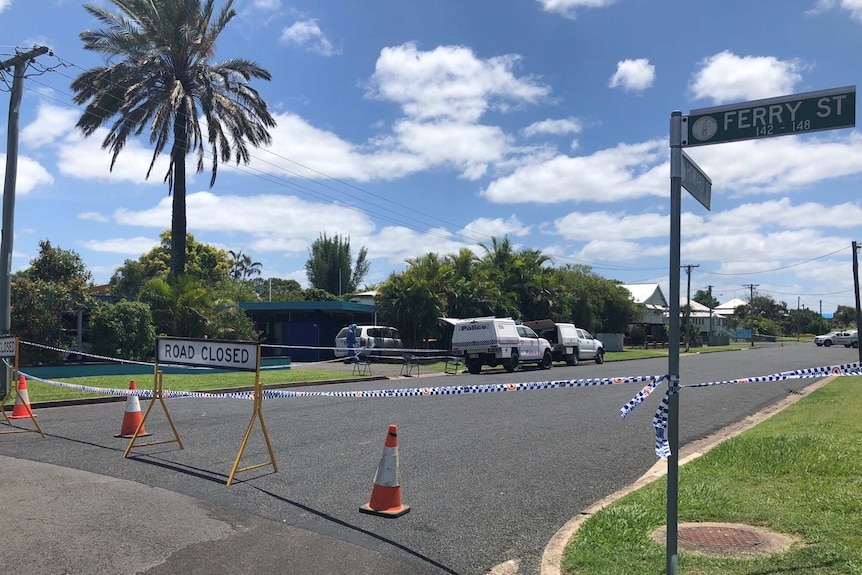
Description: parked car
814,331,840,347
451,317,553,374
334,325,403,358
523,319,605,365
834,330,859,348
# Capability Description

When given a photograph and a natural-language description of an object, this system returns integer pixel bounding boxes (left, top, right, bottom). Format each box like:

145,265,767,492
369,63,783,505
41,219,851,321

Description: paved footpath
0,455,444,575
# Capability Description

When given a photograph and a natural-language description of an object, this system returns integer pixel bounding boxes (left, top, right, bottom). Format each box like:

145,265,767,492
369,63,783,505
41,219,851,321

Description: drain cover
679,525,767,550
651,522,800,557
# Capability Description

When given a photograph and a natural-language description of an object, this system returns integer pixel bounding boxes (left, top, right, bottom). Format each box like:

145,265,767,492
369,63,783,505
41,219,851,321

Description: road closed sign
156,337,259,371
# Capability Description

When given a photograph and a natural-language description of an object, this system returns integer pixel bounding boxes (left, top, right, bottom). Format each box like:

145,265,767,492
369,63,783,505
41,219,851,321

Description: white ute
451,317,553,374
523,319,605,365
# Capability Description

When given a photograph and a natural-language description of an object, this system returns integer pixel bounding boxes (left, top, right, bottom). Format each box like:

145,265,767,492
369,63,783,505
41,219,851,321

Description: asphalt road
0,342,855,575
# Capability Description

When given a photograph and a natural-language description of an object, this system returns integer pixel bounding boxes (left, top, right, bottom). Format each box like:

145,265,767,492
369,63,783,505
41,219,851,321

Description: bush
90,301,156,361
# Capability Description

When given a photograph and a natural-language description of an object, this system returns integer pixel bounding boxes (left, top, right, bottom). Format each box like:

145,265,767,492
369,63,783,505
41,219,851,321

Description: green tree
90,300,156,361
693,288,720,310
11,241,94,365
249,278,303,301
108,232,232,299
833,305,857,328
72,0,275,276
228,250,262,280
477,236,520,317
305,233,369,297
377,253,451,347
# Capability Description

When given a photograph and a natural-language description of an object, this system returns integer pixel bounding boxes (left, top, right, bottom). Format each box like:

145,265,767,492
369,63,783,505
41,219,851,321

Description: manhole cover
651,522,801,557
679,525,766,549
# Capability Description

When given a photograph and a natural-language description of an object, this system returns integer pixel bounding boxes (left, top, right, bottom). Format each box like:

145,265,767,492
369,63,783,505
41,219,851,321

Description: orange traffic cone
9,375,36,419
115,380,151,438
360,425,410,518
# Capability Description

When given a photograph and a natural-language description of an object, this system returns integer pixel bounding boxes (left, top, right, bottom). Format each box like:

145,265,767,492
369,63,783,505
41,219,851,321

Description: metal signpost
666,85,855,575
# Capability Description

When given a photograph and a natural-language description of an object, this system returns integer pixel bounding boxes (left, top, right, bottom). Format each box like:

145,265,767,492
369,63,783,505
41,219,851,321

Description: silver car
334,325,403,358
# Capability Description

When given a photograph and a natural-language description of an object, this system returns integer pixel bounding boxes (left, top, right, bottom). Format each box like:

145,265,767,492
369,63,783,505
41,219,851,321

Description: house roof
621,283,668,307
680,298,710,311
715,298,748,313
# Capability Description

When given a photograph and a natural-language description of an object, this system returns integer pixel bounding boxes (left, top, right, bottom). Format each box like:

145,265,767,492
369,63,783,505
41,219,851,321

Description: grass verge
562,375,862,574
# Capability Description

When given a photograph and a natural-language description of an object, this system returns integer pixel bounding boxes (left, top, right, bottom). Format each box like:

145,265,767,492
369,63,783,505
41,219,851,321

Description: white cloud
484,129,862,207
690,51,806,104
810,0,862,20
253,0,280,9
0,0,10,14
83,236,160,255
682,132,862,195
536,0,616,18
392,120,511,179
608,59,655,91
367,42,550,123
78,212,109,223
114,191,376,253
57,129,176,185
0,154,53,194
460,216,531,242
522,117,583,138
553,211,668,241
481,140,666,203
22,103,78,147
707,198,862,232
279,19,340,56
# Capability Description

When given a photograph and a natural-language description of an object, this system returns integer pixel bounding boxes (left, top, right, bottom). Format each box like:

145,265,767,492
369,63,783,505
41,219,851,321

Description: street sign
681,151,711,210
0,336,16,358
683,85,855,147
156,337,259,371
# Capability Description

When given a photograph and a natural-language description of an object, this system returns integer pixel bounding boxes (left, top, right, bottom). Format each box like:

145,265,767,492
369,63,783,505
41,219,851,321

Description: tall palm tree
71,0,276,276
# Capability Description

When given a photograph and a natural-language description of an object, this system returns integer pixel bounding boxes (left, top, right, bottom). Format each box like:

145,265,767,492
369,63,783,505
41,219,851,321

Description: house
620,283,669,340
239,301,377,362
680,297,728,336
714,297,748,317
348,290,377,306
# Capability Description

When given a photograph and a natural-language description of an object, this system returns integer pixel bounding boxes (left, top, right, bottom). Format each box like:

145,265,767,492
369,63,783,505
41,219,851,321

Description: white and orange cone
115,380,151,438
9,375,36,419
359,424,410,518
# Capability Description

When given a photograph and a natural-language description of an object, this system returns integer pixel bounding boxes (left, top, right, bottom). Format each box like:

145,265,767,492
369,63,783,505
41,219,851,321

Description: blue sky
1,0,861,314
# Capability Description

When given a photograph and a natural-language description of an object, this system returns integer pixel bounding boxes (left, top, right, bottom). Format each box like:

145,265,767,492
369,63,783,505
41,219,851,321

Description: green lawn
562,375,862,575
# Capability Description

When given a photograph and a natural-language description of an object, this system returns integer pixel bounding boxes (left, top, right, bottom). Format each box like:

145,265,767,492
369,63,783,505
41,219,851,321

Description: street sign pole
666,111,683,575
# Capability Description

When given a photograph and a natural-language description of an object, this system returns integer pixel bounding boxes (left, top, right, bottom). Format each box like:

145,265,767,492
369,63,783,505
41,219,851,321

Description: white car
334,325,403,358
814,331,840,347
834,330,859,348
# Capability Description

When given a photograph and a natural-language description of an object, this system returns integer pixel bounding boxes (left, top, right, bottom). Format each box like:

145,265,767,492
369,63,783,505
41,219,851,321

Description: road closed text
157,338,258,371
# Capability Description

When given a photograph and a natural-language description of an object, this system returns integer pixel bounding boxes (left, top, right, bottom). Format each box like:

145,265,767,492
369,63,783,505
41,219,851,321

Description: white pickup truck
451,317,553,374
523,320,605,365
834,330,859,348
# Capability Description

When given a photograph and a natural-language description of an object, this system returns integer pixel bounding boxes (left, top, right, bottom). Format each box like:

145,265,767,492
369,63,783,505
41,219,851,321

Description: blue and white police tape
261,374,665,399
22,371,664,402
20,372,250,400
620,362,862,459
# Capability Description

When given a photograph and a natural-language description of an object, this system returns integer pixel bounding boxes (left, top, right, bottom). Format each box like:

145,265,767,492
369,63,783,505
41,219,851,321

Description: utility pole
744,284,758,347
682,264,699,352
0,46,50,398
852,242,862,363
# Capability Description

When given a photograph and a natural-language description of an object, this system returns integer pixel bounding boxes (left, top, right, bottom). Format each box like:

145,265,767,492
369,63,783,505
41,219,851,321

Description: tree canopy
305,233,369,297
71,0,275,276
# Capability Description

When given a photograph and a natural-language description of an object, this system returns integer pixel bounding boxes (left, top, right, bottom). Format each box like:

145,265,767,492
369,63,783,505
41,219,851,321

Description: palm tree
71,0,276,276
228,249,262,280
